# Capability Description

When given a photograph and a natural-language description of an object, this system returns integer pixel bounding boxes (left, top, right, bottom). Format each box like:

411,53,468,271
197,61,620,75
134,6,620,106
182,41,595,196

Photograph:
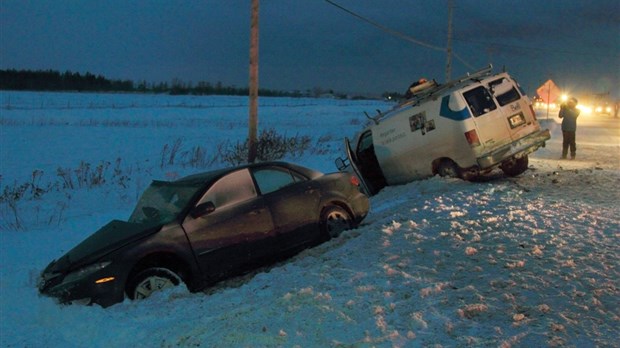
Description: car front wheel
127,267,182,300
320,205,352,239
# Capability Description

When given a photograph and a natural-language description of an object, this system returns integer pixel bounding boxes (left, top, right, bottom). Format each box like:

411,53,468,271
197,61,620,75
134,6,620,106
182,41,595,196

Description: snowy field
1,91,619,347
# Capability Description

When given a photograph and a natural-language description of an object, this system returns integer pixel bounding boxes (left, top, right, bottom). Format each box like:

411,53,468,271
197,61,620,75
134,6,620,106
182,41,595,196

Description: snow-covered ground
1,91,618,347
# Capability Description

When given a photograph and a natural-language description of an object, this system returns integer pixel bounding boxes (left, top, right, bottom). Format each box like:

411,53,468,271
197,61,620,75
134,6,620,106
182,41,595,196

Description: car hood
46,220,162,274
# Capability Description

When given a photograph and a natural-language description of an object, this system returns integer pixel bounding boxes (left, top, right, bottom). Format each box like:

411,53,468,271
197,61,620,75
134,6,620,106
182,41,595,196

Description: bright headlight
64,261,112,284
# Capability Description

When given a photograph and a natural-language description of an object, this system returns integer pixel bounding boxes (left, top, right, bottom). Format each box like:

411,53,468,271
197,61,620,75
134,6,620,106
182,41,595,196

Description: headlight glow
577,105,592,115
64,261,112,284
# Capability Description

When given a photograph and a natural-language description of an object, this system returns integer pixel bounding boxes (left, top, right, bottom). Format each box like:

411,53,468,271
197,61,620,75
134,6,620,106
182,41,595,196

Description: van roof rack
369,65,494,124
401,64,493,106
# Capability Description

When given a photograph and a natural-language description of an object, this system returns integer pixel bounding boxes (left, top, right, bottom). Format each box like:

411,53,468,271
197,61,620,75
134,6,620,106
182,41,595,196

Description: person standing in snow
558,97,580,159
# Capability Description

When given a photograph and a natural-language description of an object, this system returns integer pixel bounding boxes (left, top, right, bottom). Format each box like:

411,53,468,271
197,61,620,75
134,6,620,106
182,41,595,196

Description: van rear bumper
477,129,551,169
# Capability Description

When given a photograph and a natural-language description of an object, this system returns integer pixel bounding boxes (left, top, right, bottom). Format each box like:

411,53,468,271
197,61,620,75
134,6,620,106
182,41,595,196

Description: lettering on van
378,128,406,146
409,111,436,135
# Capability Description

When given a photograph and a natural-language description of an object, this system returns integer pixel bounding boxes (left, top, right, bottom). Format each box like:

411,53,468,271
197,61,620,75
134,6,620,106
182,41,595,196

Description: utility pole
248,0,259,163
445,0,454,82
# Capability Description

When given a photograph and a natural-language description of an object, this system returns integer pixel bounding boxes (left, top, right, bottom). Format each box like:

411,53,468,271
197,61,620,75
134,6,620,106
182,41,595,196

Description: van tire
437,160,460,178
501,156,529,177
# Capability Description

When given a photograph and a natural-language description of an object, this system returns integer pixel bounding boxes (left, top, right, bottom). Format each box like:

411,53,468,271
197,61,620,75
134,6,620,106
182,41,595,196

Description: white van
336,65,551,195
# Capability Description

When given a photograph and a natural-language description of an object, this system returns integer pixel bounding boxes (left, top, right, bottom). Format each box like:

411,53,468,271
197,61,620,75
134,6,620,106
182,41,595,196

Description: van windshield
463,86,497,117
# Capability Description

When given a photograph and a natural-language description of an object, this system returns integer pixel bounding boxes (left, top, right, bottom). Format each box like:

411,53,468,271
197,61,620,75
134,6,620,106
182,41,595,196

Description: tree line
0,69,352,98
1,69,134,92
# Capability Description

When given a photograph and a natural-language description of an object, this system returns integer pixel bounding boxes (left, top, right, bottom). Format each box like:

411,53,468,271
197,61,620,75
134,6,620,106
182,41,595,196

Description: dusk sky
1,0,619,97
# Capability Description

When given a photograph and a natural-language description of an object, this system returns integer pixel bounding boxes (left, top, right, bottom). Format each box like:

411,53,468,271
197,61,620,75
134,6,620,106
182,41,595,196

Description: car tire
501,155,529,177
127,267,183,300
437,159,460,178
320,205,352,239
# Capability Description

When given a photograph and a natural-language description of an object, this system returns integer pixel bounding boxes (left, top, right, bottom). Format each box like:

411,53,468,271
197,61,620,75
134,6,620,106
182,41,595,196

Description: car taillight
350,175,361,187
464,129,481,147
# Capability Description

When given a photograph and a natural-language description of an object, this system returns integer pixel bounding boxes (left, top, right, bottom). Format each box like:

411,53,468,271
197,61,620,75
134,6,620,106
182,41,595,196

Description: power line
324,0,477,76
324,0,445,52
323,0,618,74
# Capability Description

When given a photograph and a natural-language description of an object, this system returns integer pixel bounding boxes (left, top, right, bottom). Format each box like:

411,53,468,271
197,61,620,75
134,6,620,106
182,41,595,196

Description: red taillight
350,175,361,187
464,129,481,147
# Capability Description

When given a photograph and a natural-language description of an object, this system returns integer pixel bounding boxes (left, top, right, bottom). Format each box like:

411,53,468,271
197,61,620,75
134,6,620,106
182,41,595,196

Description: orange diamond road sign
536,80,561,104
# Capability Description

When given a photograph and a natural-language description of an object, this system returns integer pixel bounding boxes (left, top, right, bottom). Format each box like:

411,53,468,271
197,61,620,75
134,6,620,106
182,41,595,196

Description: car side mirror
191,202,215,218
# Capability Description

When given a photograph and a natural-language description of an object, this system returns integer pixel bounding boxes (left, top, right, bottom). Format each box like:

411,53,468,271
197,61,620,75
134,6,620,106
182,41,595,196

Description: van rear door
462,85,512,150
488,77,539,141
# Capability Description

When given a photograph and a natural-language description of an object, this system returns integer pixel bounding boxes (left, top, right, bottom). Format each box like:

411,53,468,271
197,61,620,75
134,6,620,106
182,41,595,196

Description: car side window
199,169,256,209
463,86,497,117
253,167,302,195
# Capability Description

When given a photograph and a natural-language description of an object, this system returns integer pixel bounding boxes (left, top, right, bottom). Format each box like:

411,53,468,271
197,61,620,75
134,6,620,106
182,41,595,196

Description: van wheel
437,160,460,178
127,267,183,300
501,156,529,177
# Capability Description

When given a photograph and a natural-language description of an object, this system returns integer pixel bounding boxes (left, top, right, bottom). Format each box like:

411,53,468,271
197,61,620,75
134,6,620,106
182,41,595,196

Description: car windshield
128,180,204,224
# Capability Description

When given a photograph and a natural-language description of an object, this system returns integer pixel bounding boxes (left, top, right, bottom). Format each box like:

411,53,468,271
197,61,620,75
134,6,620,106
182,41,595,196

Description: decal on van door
440,95,471,120
410,111,437,135
409,112,426,132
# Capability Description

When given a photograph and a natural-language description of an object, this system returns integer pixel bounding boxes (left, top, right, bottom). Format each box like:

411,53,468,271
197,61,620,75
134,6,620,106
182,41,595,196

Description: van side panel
372,97,477,185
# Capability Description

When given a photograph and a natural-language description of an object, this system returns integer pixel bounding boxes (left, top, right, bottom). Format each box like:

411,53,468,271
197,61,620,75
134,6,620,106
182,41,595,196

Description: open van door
338,132,387,196
336,137,372,196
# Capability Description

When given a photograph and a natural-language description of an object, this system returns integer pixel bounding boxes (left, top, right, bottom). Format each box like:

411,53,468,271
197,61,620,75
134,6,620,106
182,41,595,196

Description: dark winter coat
559,105,580,132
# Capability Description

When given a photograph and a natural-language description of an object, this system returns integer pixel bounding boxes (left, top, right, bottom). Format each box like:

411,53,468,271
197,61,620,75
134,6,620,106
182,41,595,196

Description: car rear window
463,86,497,117
253,167,305,195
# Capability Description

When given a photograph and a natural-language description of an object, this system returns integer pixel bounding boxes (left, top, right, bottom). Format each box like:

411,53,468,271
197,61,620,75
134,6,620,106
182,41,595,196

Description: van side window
357,131,374,153
489,78,521,106
463,86,497,117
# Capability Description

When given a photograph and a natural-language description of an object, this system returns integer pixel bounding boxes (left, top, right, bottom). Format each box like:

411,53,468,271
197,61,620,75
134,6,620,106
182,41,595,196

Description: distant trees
0,69,133,92
0,68,372,99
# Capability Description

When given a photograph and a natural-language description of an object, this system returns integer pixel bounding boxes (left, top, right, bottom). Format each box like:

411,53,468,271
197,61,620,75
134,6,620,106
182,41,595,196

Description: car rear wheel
320,205,352,239
127,267,182,300
501,155,529,177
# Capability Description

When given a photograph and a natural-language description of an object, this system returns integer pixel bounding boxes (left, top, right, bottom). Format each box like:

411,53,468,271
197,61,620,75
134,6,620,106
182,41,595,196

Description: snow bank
1,92,618,347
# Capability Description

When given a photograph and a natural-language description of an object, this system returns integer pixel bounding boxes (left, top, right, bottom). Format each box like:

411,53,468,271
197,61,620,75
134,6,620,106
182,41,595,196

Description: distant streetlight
248,0,259,163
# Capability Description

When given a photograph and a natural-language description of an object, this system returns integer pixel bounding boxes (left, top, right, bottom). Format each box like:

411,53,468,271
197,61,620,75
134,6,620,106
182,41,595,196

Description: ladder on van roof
402,64,494,107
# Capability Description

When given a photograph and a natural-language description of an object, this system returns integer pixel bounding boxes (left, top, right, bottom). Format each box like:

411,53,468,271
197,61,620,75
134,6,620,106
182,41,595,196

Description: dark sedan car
39,161,369,307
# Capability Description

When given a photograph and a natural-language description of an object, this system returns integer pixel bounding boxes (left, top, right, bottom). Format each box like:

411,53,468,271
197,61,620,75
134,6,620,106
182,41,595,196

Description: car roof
171,161,323,186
